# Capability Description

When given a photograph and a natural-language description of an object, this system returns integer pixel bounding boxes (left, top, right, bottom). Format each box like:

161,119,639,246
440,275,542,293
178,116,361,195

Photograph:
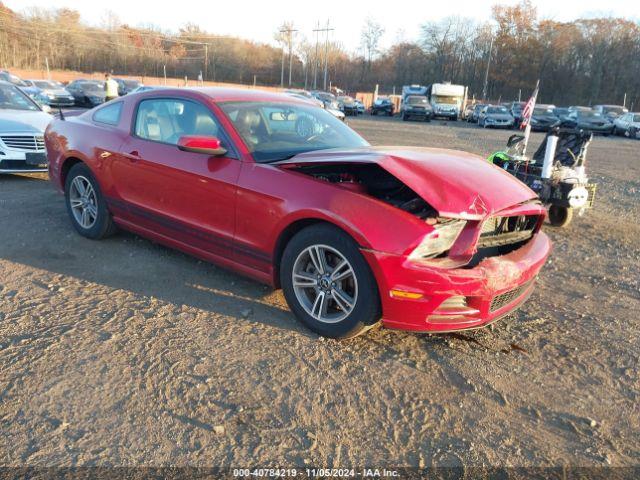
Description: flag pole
522,79,539,157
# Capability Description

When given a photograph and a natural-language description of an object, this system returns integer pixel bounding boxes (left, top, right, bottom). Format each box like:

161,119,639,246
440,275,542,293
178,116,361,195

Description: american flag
520,81,539,129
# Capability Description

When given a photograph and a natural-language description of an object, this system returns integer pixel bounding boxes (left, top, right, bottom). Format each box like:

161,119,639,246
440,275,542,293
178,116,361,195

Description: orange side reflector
389,289,423,300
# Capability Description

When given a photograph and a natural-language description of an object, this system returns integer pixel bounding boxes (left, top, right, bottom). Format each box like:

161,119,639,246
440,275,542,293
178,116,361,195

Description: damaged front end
278,149,551,332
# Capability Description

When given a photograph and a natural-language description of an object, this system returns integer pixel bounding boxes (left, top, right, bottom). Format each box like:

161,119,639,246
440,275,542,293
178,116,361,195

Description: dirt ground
1,117,638,472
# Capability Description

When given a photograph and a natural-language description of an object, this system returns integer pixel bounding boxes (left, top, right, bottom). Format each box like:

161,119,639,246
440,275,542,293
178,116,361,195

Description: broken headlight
408,220,466,261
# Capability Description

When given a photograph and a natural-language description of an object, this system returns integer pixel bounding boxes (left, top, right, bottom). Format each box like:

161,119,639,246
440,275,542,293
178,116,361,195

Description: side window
134,98,221,146
93,102,123,126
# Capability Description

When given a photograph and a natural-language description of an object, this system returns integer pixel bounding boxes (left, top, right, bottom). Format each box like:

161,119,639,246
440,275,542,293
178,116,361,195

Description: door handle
123,150,141,161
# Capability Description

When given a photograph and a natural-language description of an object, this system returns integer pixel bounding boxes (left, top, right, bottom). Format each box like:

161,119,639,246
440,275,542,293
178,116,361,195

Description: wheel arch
60,156,85,191
272,218,363,288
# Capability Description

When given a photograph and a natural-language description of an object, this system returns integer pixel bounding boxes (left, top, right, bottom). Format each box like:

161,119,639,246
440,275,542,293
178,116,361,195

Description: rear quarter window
93,102,123,126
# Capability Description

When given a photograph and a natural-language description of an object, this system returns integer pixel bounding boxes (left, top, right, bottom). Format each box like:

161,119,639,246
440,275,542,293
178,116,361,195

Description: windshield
34,80,57,89
286,90,312,99
432,95,459,105
81,82,103,93
554,108,568,116
407,96,427,105
487,106,509,114
220,101,369,163
578,111,604,119
314,92,335,102
1,73,28,87
533,107,554,115
0,84,40,111
603,106,626,114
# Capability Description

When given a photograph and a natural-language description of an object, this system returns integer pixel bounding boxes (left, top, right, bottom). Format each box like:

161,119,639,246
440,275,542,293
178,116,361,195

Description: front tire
65,163,117,239
280,224,381,339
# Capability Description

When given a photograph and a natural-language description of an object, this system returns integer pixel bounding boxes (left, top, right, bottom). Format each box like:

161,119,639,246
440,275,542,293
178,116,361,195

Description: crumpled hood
0,110,52,133
278,146,537,220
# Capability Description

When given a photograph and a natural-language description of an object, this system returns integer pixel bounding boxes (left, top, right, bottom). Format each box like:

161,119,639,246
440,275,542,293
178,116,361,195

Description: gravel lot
1,116,638,470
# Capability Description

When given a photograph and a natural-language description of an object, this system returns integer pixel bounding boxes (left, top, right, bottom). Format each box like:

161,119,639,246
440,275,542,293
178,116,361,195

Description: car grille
490,280,533,312
478,215,538,248
1,135,46,152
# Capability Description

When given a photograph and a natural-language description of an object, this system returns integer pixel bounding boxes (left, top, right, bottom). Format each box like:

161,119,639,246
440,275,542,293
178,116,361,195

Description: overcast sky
5,0,639,52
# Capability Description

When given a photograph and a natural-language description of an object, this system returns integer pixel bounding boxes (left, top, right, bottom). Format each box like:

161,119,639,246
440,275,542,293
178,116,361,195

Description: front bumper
485,120,514,128
582,125,613,134
362,232,551,332
404,109,431,118
434,111,458,119
0,152,48,173
48,97,75,107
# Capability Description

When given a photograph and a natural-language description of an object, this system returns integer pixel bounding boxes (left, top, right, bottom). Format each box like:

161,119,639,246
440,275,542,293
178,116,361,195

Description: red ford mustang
45,88,551,338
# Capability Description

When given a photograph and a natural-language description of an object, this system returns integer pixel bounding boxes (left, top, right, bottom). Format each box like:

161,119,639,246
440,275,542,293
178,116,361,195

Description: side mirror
177,135,227,156
41,104,52,114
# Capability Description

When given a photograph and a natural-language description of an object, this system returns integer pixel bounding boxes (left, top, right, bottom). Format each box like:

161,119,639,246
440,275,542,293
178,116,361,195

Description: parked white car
0,81,53,174
613,112,640,138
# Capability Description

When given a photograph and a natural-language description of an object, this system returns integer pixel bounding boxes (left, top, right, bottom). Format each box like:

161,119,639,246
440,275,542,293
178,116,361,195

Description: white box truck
427,83,467,120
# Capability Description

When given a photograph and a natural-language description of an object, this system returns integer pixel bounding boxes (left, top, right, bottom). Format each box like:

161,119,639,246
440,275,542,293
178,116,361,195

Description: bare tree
360,18,385,65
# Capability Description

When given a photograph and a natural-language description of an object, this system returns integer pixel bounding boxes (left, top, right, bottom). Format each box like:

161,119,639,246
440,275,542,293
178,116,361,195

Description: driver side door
109,97,242,261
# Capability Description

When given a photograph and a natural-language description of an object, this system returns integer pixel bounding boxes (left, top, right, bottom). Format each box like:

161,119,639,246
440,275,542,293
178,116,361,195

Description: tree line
1,1,639,108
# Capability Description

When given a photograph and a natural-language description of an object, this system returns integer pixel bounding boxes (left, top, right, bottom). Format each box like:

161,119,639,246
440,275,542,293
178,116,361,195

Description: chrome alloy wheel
292,244,358,324
69,175,98,229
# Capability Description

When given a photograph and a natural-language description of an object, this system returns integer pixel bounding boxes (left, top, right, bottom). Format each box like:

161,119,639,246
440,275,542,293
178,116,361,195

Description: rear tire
280,224,381,339
65,163,117,239
548,205,573,228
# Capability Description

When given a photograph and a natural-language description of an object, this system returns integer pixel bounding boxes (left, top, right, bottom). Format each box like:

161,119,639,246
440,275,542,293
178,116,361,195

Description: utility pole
204,44,208,81
279,25,297,87
482,34,494,101
280,47,285,88
321,19,334,91
312,21,320,89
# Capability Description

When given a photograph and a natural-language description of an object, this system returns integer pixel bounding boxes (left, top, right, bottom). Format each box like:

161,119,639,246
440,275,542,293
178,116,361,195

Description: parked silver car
478,105,515,128
0,81,52,174
613,112,640,138
25,79,75,107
